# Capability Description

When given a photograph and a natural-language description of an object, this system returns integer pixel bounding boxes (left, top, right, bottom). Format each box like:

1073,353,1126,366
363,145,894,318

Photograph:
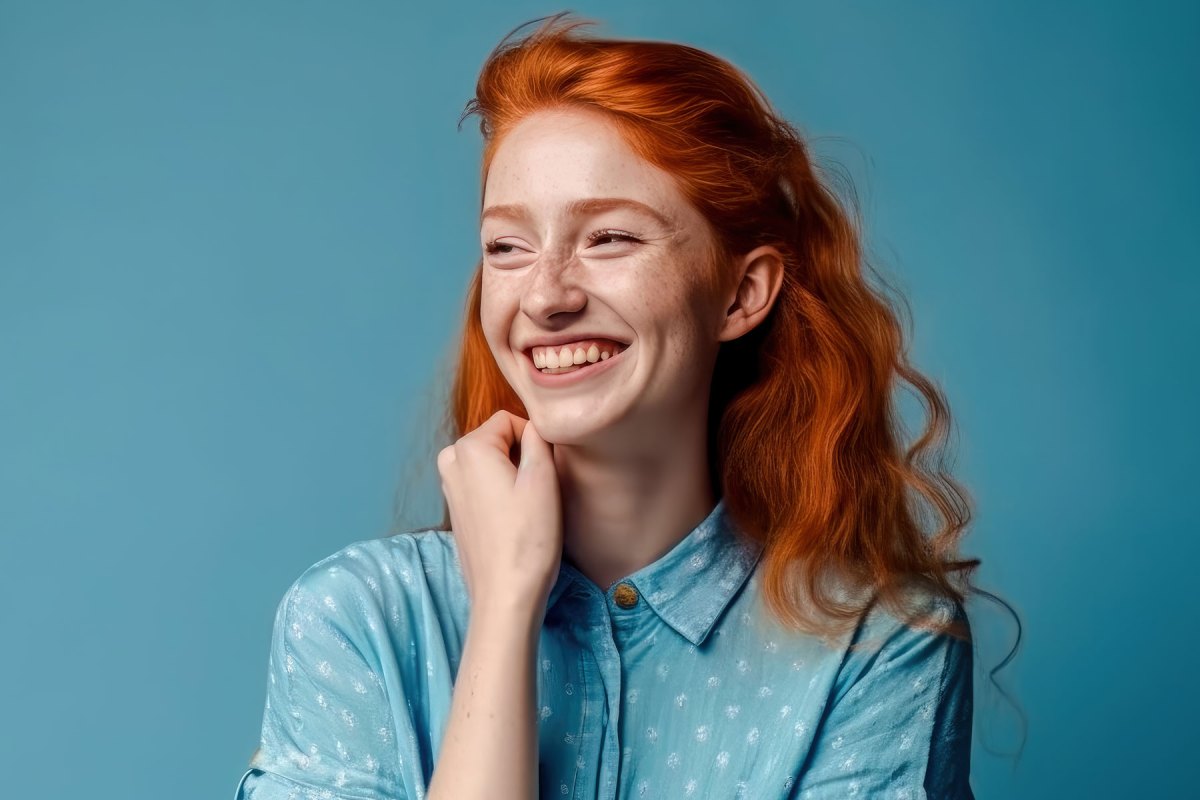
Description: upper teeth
531,340,626,369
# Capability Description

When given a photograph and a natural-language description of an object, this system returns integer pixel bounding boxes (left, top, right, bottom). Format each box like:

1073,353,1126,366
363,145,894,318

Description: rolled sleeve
236,561,412,799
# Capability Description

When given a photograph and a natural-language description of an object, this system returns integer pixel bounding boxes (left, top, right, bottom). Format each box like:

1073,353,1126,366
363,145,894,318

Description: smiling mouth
530,353,616,382
526,341,630,374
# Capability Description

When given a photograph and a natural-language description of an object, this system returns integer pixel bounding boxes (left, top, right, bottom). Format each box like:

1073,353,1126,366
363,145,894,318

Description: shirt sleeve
795,595,975,800
235,558,412,800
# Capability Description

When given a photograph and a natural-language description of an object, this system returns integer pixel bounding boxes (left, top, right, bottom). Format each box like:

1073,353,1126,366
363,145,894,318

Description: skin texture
481,108,718,457
427,107,784,800
480,107,783,590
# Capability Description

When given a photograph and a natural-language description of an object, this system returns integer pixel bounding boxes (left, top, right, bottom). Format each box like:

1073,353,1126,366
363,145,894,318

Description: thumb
517,419,551,475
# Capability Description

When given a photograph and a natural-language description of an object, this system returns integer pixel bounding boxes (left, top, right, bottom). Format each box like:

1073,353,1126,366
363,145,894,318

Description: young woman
236,13,981,799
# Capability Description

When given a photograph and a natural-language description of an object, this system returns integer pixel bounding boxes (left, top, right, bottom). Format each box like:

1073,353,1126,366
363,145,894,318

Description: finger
505,410,529,441
517,419,552,474
436,444,457,476
464,410,528,462
486,409,527,444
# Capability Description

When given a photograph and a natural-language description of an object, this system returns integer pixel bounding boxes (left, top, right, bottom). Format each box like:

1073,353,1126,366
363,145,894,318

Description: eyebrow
480,197,674,230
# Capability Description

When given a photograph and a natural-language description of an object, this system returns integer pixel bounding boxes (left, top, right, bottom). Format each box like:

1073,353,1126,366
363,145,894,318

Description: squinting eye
484,240,519,255
588,229,641,246
484,231,641,256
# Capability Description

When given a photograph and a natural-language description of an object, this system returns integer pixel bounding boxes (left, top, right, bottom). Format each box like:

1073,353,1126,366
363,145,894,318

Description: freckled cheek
617,273,705,348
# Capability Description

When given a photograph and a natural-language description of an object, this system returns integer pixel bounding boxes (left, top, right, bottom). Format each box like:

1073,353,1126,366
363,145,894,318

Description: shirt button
613,582,639,609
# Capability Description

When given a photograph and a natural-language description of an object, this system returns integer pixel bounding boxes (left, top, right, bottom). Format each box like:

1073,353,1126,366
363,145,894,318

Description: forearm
426,601,543,800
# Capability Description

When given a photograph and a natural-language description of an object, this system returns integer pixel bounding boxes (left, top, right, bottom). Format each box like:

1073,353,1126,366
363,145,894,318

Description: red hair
434,13,981,642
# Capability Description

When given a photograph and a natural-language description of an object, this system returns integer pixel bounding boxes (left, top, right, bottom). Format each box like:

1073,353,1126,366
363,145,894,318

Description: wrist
468,593,548,632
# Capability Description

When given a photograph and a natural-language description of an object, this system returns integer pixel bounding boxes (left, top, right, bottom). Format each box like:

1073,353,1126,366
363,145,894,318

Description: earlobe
718,245,785,343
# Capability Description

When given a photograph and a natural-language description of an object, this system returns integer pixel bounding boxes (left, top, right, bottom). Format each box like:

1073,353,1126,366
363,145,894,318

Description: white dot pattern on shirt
237,502,974,800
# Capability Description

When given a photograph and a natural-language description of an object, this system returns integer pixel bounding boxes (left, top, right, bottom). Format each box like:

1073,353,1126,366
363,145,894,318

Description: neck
552,417,717,592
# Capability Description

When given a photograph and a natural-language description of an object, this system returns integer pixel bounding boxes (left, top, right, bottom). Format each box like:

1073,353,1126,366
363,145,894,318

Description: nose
519,250,588,322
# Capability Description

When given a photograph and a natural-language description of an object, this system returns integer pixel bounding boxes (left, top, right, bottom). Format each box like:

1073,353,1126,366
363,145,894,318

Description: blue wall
2,1,1195,796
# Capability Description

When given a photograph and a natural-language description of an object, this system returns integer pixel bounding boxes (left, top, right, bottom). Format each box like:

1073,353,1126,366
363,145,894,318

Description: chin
526,408,621,447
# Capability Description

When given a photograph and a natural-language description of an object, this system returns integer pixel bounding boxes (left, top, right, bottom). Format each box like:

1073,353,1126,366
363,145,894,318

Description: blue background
2,1,1195,797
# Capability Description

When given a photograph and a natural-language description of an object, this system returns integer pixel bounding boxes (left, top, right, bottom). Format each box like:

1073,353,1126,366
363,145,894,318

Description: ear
717,245,785,343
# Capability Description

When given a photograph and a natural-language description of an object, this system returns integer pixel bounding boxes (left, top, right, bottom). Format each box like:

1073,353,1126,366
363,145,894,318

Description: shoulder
273,529,464,644
252,534,460,798
285,528,458,595
858,585,970,645
802,585,975,797
833,585,973,705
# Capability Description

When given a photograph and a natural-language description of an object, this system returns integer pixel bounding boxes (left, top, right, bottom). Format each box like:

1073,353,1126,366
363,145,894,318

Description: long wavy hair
419,12,990,644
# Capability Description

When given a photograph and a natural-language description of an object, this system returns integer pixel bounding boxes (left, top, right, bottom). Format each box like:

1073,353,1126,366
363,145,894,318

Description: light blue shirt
235,498,974,799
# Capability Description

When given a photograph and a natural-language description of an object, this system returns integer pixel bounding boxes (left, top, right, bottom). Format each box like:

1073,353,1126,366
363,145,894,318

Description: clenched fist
437,410,564,615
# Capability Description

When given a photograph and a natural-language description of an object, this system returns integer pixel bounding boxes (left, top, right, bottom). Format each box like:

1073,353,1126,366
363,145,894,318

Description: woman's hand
437,410,563,613
428,410,558,800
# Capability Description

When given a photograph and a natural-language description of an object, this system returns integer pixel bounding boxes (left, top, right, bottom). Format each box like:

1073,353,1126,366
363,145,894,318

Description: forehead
482,108,684,222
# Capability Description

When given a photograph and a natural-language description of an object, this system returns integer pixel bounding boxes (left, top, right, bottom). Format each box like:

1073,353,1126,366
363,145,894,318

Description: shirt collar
545,497,765,647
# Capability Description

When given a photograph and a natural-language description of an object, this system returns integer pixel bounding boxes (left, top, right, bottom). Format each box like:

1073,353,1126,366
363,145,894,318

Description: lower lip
525,346,629,387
